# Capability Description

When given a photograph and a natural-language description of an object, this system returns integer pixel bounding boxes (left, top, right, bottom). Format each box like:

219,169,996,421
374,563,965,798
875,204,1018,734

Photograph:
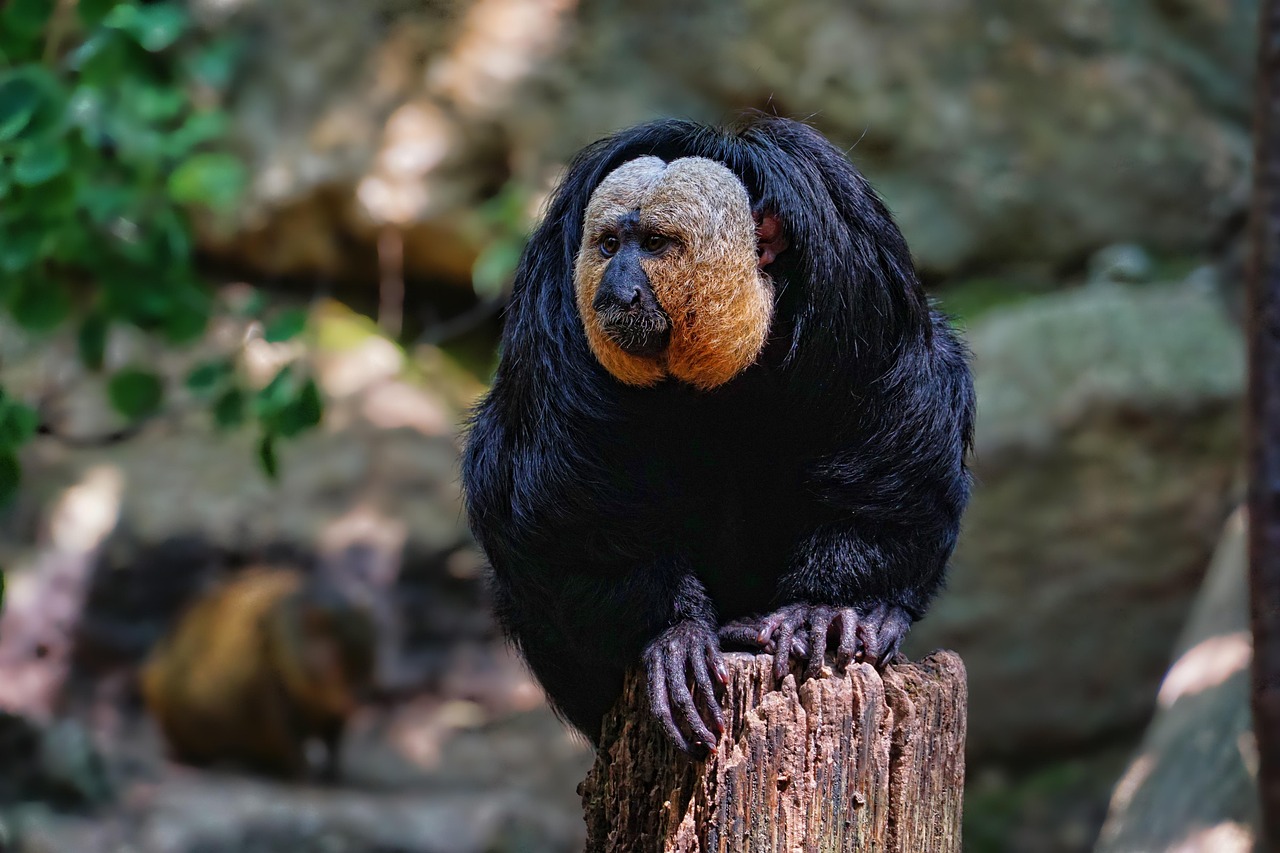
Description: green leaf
212,387,245,429
45,223,98,267
0,68,64,142
254,365,294,420
275,378,323,438
107,368,163,420
158,279,211,343
0,227,45,273
0,452,19,507
28,173,76,217
120,283,174,326
0,75,41,141
0,401,38,448
79,0,126,28
3,0,55,41
68,29,128,80
77,313,109,371
10,279,71,332
185,38,242,90
257,432,278,480
264,308,308,343
168,152,246,212
185,359,233,397
158,208,193,260
67,85,106,138
163,303,207,344
81,184,133,225
125,81,186,122
103,2,189,52
166,111,230,157
13,141,69,186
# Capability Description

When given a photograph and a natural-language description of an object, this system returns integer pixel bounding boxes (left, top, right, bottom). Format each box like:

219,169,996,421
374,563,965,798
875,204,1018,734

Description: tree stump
580,650,966,852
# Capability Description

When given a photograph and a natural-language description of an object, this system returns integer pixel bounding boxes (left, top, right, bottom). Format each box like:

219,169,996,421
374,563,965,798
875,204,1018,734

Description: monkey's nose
593,282,647,314
594,287,671,358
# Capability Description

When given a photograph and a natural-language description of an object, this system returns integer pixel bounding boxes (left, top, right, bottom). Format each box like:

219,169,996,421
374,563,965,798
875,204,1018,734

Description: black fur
461,115,974,746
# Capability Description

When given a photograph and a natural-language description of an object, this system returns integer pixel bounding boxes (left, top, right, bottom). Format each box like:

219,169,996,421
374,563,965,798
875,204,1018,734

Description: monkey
140,567,376,780
461,114,974,755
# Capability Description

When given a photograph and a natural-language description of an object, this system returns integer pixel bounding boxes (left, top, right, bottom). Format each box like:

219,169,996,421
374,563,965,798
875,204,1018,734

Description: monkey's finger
790,630,810,660
718,623,766,651
670,659,717,752
805,609,834,679
706,639,729,687
647,654,689,752
882,632,905,667
756,613,786,647
864,605,911,669
773,619,796,683
835,609,859,670
691,648,724,736
860,602,898,664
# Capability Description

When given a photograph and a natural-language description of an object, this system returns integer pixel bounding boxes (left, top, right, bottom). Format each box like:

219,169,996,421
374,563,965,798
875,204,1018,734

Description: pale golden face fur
574,156,775,390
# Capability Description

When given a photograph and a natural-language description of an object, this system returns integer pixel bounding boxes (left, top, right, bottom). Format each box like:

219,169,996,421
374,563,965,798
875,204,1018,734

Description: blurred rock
194,0,1253,284
964,746,1131,853
0,713,112,809
1086,244,1155,285
2,302,472,570
0,297,596,852
0,704,589,853
1094,508,1258,853
907,280,1245,761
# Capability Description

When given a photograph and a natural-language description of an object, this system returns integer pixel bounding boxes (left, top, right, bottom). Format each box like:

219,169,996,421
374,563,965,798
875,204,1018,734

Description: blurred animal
462,115,974,753
141,568,376,780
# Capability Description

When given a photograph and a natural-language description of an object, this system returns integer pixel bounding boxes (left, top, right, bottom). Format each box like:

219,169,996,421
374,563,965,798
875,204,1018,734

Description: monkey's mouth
597,309,671,358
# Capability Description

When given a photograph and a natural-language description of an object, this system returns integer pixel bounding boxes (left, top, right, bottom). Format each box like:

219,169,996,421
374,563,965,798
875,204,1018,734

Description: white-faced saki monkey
462,115,974,755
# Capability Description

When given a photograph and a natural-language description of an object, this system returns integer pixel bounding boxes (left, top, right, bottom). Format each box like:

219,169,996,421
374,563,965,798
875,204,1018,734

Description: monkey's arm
487,546,727,753
722,523,952,681
464,403,726,752
725,338,974,679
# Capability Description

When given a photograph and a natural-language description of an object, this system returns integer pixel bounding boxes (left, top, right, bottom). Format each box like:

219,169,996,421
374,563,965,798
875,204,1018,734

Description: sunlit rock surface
909,279,1245,761
193,0,1254,284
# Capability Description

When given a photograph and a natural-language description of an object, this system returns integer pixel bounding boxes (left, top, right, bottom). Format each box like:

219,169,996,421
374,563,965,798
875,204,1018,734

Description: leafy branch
0,0,324,514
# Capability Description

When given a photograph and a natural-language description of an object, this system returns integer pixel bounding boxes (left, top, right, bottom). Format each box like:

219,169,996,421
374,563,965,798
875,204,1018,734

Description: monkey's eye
641,234,669,253
599,235,620,257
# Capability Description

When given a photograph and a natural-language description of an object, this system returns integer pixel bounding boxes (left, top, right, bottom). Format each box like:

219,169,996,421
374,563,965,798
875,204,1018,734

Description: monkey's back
141,569,349,777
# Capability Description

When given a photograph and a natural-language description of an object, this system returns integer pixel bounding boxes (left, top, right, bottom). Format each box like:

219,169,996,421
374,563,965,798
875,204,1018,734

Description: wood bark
580,650,966,853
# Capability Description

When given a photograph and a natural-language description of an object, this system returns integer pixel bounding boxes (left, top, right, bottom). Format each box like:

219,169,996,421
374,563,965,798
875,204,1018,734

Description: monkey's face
574,156,775,390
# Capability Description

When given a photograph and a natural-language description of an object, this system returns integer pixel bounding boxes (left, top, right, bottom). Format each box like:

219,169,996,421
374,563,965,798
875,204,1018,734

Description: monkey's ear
755,210,787,269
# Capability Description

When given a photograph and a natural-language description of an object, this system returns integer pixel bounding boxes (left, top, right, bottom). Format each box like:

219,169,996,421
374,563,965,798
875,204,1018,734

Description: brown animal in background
140,568,376,780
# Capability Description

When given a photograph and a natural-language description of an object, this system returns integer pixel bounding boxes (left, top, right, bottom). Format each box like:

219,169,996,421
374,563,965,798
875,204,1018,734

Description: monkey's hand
642,619,727,756
719,603,911,682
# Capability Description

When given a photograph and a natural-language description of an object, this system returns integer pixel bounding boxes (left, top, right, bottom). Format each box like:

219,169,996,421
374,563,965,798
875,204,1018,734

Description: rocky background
0,1,1260,851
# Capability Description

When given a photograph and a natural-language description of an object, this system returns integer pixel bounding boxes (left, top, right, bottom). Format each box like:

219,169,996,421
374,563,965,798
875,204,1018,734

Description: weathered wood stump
580,650,966,852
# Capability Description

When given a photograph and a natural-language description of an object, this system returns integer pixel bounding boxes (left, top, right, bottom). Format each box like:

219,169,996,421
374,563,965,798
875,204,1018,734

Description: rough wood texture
580,650,966,853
